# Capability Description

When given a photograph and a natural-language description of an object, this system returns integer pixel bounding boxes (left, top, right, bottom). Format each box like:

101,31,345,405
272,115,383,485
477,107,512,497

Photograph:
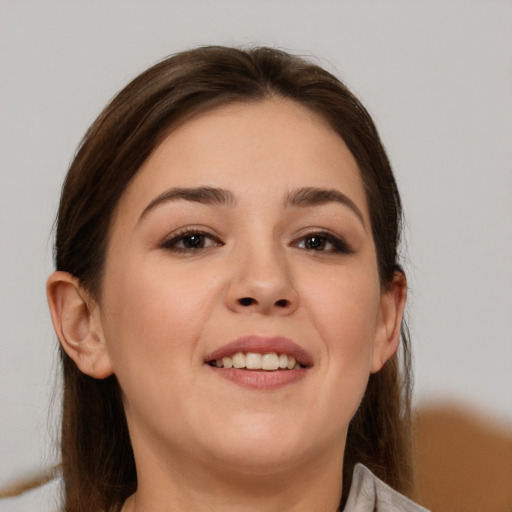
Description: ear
46,271,114,379
371,272,407,374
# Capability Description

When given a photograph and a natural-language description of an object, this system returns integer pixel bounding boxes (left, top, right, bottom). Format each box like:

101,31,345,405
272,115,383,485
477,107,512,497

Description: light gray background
1,0,511,487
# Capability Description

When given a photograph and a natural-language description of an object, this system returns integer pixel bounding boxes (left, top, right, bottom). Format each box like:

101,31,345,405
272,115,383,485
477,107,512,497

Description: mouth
204,335,313,369
204,336,312,390
207,352,304,370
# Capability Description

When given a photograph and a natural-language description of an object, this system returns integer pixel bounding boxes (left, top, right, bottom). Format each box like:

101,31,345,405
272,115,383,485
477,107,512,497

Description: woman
45,46,427,511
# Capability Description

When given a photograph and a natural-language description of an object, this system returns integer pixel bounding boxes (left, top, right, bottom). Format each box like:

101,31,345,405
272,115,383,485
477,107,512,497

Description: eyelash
293,232,353,254
161,228,223,253
160,229,353,255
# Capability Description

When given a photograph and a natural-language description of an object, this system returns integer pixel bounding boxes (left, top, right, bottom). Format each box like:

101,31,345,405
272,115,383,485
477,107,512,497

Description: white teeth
246,352,262,369
262,353,279,370
222,356,233,368
232,352,245,368
211,352,302,370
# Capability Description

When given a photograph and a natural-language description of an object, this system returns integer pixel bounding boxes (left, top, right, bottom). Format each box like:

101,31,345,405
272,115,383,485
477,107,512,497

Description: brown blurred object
412,403,512,512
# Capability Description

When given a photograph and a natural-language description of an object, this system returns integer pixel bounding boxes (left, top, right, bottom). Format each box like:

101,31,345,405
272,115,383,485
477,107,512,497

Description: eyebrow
138,185,366,229
285,187,366,228
138,186,236,223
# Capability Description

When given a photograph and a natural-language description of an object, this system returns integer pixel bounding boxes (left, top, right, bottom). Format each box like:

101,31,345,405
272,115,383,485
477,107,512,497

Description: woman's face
95,99,400,476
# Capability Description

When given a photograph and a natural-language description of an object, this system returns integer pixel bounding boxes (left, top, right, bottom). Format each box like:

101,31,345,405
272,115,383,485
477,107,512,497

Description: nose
225,243,299,316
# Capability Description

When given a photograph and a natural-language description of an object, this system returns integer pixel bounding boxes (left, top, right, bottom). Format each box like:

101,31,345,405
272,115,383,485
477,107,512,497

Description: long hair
54,46,412,511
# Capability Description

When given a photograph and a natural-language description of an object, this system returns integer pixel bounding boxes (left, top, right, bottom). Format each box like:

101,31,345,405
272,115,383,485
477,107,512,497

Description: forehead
114,98,369,221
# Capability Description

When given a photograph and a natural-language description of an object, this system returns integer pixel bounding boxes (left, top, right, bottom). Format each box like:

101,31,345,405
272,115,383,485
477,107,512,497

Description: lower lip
205,365,308,390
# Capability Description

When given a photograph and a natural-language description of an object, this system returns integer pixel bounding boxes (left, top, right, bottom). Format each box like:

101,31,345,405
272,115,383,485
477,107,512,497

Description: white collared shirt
344,464,429,512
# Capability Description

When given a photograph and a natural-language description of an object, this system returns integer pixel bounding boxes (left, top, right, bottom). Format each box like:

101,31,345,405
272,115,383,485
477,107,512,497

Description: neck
122,438,345,512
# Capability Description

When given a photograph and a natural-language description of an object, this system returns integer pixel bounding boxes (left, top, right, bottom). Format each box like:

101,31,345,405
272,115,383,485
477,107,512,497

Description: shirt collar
343,464,429,512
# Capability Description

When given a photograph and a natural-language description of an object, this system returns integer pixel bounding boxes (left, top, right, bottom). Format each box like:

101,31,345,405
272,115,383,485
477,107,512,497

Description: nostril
237,297,291,309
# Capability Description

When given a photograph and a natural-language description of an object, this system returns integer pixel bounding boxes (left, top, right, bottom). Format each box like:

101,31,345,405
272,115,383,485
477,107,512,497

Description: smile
204,335,312,390
208,352,303,370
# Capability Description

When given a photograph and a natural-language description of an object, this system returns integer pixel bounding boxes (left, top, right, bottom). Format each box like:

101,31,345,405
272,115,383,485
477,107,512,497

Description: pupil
307,236,325,250
184,235,203,248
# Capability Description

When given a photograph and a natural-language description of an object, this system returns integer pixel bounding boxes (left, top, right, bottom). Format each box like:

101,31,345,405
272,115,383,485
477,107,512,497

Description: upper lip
204,335,314,367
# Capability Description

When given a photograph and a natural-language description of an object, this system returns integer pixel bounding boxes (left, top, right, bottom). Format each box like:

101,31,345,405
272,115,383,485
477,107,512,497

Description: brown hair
54,46,412,511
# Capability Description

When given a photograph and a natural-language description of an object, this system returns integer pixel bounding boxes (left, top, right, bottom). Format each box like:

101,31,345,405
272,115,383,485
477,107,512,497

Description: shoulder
343,464,429,512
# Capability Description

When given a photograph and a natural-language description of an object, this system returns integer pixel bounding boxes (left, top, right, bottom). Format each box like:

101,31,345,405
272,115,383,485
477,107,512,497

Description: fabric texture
343,464,429,512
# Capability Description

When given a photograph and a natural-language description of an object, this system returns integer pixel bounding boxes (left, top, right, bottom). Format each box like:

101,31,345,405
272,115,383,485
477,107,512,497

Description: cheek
98,261,225,441
300,263,381,386
304,264,380,343
99,258,219,384
283,265,382,447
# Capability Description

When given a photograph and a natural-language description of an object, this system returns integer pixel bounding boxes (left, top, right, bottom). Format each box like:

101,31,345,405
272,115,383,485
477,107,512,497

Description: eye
161,229,222,253
294,232,353,254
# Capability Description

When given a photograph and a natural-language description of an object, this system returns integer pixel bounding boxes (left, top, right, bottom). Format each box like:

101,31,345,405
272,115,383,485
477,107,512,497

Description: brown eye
295,232,353,254
181,234,206,249
162,230,222,253
304,236,327,251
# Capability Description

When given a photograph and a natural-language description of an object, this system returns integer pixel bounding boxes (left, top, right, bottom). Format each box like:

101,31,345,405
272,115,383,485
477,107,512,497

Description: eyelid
291,229,354,254
160,226,223,252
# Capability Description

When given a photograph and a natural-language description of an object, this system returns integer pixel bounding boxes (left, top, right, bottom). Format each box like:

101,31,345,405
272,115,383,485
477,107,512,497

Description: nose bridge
225,228,298,314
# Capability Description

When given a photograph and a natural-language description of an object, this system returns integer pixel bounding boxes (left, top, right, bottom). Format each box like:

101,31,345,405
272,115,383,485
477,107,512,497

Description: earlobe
46,271,114,379
371,272,407,374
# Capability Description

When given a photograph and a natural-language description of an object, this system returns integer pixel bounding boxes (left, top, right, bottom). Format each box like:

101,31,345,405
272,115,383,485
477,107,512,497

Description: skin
47,99,406,512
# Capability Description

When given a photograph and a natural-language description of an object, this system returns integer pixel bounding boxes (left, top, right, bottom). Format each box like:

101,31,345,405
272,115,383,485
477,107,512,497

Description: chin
207,442,307,476
197,414,336,475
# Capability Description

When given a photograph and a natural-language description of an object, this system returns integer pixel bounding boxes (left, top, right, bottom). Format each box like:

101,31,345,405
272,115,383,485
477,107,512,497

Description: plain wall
1,0,511,486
